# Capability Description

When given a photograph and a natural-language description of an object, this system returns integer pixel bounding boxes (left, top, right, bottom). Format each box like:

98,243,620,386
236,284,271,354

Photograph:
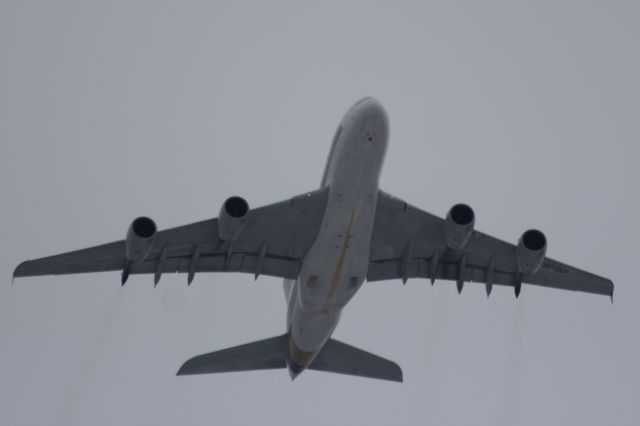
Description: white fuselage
284,98,389,378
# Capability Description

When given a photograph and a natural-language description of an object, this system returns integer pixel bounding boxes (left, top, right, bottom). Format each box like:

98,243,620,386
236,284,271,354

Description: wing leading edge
367,191,613,299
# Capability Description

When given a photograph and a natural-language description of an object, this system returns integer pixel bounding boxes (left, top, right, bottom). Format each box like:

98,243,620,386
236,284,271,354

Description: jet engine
125,216,157,262
516,229,547,275
218,196,250,242
444,203,475,250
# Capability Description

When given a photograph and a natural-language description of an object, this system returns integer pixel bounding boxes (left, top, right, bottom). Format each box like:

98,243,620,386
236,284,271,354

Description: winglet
610,284,614,305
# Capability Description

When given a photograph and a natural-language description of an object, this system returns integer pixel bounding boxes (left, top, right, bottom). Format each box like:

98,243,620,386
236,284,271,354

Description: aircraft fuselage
285,98,389,378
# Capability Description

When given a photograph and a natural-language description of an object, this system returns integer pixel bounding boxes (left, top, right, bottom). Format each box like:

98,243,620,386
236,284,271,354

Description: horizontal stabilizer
177,334,403,382
177,334,288,376
309,338,403,382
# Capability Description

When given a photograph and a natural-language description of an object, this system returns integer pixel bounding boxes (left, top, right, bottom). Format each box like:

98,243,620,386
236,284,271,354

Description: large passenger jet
14,98,613,382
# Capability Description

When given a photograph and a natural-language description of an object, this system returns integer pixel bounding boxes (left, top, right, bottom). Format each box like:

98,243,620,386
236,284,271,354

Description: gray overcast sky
1,1,638,425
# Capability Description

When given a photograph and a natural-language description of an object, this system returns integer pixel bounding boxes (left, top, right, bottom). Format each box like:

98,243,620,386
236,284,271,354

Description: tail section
177,334,403,383
177,334,288,376
308,338,403,382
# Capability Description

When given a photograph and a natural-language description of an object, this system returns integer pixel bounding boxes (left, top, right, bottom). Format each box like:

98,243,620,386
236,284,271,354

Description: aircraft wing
14,188,329,284
367,191,614,299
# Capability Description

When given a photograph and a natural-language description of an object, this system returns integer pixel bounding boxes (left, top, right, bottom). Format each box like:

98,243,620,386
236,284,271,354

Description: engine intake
517,229,547,275
218,196,249,242
444,203,475,250
125,216,157,262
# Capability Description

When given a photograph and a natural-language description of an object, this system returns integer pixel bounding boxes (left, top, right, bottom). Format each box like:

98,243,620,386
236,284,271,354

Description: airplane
13,97,614,382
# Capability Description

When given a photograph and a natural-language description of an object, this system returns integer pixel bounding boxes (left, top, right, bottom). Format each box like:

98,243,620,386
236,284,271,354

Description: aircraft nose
353,97,386,117
354,97,388,142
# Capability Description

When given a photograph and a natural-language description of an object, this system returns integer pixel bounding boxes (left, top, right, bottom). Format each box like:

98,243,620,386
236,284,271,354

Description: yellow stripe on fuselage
323,207,356,309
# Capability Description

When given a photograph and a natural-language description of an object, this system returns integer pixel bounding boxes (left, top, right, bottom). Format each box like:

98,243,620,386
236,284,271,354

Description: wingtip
377,358,404,383
392,364,404,383
175,359,193,376
610,281,614,305
12,261,28,283
12,264,21,280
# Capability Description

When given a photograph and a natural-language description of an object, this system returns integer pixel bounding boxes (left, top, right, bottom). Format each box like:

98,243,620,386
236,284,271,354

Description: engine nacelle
516,229,547,275
218,196,250,242
125,216,157,262
444,203,475,250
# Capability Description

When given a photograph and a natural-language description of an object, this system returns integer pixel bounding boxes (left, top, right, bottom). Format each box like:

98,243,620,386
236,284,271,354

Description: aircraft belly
299,190,377,308
288,96,388,368
289,190,377,357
